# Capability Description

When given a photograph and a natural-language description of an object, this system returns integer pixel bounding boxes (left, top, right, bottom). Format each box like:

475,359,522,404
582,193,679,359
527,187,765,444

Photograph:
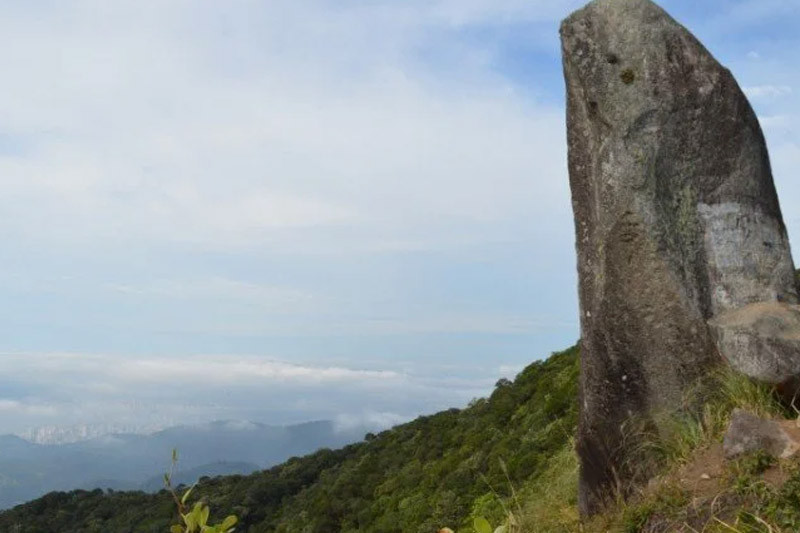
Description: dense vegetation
0,346,580,533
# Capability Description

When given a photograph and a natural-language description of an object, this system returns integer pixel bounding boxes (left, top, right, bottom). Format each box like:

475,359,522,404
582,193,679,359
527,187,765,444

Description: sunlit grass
517,364,790,532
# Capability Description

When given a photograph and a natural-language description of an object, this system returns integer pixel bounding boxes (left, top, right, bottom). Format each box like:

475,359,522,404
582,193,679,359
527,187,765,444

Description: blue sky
0,0,798,435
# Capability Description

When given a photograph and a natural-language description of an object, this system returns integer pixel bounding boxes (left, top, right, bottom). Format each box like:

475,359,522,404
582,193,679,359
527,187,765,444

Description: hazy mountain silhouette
0,419,367,510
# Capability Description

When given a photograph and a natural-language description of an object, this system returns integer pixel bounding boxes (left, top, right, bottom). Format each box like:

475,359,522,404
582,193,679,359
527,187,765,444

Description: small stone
708,302,800,386
700,473,711,480
723,409,800,460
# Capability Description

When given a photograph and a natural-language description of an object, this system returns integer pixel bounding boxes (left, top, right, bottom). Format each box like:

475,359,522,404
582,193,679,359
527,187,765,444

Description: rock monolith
561,0,800,515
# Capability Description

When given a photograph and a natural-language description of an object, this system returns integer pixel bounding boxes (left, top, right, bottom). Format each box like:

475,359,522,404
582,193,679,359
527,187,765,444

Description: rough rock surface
560,0,799,515
723,409,799,460
710,302,800,385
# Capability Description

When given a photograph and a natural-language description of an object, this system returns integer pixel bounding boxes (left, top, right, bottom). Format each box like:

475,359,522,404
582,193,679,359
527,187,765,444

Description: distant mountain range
17,423,167,445
0,419,369,510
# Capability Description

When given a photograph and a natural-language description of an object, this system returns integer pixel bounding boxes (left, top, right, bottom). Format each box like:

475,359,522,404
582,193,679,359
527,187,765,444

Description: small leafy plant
165,449,238,533
472,516,509,533
443,457,521,533
439,516,508,533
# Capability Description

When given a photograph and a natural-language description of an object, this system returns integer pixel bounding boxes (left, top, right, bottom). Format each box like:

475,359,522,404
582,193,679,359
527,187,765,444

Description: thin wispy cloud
0,0,571,252
0,351,492,434
744,85,793,99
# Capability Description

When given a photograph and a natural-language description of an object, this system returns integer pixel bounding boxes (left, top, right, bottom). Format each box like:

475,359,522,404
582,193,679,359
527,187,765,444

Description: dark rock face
560,0,799,515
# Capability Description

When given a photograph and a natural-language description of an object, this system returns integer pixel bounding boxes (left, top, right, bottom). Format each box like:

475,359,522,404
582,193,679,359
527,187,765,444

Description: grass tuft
518,442,580,532
518,364,790,532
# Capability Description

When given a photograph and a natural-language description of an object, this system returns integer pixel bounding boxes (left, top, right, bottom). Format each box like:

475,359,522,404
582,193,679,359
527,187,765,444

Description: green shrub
165,450,238,533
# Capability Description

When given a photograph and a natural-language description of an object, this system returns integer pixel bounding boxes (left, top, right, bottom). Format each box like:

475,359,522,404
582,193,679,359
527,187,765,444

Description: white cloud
333,411,411,433
709,0,800,31
117,357,404,386
0,0,582,364
0,351,504,434
410,0,584,26
744,85,793,99
341,314,576,335
106,277,314,306
0,0,584,435
0,353,404,388
0,0,570,253
0,399,58,417
759,115,790,128
497,364,523,378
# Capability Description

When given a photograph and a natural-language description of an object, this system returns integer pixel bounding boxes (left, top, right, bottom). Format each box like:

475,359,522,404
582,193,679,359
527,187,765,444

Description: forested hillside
0,346,579,533
0,420,367,511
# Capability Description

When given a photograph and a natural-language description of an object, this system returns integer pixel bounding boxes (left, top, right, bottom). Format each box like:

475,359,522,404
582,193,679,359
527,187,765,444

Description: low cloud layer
0,351,497,435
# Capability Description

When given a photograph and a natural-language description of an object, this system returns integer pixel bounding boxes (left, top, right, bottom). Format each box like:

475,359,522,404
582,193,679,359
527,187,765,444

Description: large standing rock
560,0,800,515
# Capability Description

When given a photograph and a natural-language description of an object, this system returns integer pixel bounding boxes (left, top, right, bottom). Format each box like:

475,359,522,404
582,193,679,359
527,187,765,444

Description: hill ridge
0,346,580,532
